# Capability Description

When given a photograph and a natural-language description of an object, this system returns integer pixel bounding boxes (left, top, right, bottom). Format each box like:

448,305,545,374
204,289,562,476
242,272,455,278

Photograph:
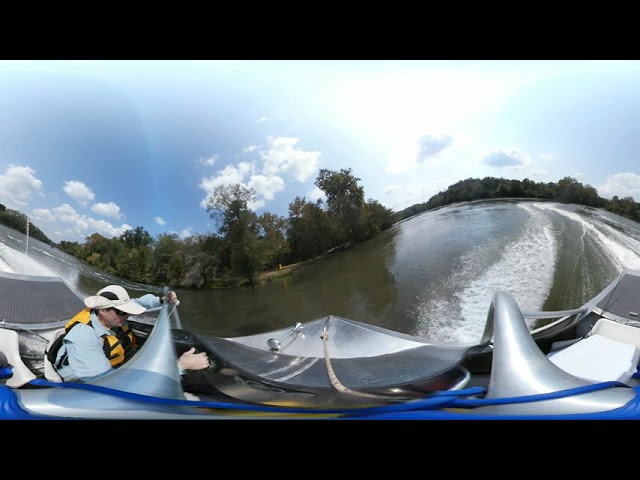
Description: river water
2,199,640,344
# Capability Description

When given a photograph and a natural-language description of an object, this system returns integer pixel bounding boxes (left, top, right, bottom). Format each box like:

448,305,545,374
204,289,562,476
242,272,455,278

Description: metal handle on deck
268,322,303,351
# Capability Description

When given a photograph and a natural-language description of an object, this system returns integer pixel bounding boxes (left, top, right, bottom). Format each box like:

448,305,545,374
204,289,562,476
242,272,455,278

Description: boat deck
595,271,640,323
0,271,85,328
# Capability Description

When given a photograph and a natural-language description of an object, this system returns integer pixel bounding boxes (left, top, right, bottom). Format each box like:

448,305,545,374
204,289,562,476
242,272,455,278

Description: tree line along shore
1,172,638,289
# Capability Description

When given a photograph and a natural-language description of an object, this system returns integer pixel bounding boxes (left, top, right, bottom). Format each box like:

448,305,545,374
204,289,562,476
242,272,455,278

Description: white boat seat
549,323,640,384
0,328,37,388
590,318,640,348
44,328,65,383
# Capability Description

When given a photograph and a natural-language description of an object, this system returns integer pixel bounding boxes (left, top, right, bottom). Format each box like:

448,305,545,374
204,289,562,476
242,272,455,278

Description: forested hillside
393,176,639,223
2,174,639,289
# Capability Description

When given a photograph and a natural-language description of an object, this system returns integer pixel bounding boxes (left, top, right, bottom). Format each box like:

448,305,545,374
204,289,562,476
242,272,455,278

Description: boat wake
415,203,557,343
0,243,59,277
414,202,640,344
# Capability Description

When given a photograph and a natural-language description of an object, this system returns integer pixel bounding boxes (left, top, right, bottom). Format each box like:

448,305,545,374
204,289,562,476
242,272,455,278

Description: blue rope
29,379,464,415
28,378,634,418
448,381,630,407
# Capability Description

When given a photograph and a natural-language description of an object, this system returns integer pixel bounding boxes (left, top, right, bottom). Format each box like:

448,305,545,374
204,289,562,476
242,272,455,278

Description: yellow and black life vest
49,308,137,370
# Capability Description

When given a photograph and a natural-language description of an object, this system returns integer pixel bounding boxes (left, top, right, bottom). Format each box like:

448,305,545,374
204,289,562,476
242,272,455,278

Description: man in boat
51,285,210,382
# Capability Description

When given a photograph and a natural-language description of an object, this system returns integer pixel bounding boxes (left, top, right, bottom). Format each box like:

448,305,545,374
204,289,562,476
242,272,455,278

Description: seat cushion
549,334,640,383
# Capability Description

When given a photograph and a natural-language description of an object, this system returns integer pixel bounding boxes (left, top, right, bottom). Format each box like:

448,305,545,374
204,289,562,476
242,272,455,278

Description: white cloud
155,216,166,226
255,115,283,125
31,202,133,242
166,227,191,239
248,174,285,201
53,203,79,220
384,133,450,175
249,198,265,211
260,136,320,182
0,165,43,210
480,148,529,168
416,134,453,164
30,208,55,222
198,155,218,166
58,207,88,236
0,173,126,242
198,162,255,209
198,137,320,212
63,180,95,207
88,218,131,238
307,186,325,202
242,145,259,154
91,202,122,219
598,173,640,200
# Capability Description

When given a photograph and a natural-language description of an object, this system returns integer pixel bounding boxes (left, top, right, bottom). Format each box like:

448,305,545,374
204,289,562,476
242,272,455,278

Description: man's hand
161,291,180,305
178,347,209,371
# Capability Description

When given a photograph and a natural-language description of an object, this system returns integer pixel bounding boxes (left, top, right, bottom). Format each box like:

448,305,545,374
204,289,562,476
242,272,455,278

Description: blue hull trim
0,386,52,419
14,380,640,420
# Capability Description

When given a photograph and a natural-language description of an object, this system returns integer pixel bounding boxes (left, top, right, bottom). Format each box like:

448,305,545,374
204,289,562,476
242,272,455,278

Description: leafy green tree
581,185,600,207
258,212,290,270
85,252,102,268
152,233,185,286
361,199,394,238
84,233,121,274
121,226,153,249
555,176,580,203
182,233,225,288
111,227,153,281
315,168,366,242
58,240,84,258
115,246,152,283
205,184,264,284
287,197,335,262
0,209,30,237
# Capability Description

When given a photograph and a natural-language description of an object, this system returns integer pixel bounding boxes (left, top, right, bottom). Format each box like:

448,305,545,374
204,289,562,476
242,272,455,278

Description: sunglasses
109,307,130,317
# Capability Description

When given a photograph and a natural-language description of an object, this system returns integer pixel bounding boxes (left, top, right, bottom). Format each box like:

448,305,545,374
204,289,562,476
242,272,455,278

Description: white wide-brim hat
84,285,146,315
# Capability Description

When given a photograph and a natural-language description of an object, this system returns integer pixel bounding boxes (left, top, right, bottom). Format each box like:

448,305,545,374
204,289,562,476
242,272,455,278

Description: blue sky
1,60,640,243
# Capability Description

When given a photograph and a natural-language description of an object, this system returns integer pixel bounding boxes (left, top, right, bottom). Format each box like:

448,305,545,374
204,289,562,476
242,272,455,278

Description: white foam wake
416,202,557,343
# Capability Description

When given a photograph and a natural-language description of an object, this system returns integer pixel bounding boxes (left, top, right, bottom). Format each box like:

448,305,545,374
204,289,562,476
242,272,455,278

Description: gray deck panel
0,273,85,325
596,273,640,321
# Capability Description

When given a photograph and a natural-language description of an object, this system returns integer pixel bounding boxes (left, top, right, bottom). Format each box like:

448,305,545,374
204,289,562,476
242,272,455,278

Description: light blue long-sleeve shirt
54,294,161,382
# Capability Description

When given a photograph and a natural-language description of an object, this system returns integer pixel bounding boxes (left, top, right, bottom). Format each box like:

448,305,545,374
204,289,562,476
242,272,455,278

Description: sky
1,59,640,244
